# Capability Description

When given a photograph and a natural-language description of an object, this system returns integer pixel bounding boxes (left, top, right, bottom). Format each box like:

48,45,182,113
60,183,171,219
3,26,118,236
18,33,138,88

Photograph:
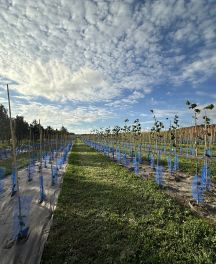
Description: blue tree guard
189,146,195,156
27,160,35,182
173,155,179,172
54,150,57,158
11,169,17,196
201,164,212,191
111,147,115,159
167,156,172,173
204,149,212,158
116,148,121,163
62,151,67,163
50,151,54,162
12,195,32,240
133,157,139,175
51,165,58,186
39,175,46,203
150,154,154,169
56,157,63,170
192,175,204,203
157,151,161,164
136,150,142,164
123,153,129,167
43,154,50,168
0,167,6,195
155,165,163,186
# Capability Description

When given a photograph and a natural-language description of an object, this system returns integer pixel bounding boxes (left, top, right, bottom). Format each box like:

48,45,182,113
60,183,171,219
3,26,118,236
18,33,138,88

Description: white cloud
196,91,216,100
0,0,216,131
12,101,114,131
174,23,198,43
196,91,206,97
193,102,216,124
106,90,150,108
0,96,8,105
151,109,187,119
0,60,119,102
176,54,216,84
1,0,215,98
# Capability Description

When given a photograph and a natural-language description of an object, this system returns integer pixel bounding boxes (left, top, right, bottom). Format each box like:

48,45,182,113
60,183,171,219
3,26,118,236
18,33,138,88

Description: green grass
42,142,216,264
0,152,30,175
0,146,51,176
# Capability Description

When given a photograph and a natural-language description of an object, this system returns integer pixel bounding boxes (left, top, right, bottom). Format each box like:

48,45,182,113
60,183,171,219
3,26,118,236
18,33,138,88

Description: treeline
0,104,72,145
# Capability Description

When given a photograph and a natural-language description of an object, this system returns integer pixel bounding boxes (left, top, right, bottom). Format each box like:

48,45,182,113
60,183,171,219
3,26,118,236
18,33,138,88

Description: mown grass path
42,142,216,264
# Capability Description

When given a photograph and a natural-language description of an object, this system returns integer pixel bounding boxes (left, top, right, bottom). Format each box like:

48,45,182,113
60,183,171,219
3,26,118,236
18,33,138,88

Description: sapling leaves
194,109,201,114
132,119,141,141
186,100,201,155
204,104,214,110
150,109,164,145
186,100,190,106
189,103,197,109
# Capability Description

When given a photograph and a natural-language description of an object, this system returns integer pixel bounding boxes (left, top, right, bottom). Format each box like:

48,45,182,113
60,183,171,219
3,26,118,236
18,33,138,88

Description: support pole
7,84,26,239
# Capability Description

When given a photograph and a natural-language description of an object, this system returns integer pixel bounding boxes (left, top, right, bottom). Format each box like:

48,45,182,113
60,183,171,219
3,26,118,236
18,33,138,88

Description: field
42,142,216,264
1,1,216,263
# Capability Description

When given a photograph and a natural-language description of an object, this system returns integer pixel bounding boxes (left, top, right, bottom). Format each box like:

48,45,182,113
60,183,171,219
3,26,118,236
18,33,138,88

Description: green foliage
0,152,30,175
204,104,214,110
169,114,179,147
0,103,71,148
0,104,10,141
132,119,141,138
112,126,121,137
122,119,131,134
150,110,164,145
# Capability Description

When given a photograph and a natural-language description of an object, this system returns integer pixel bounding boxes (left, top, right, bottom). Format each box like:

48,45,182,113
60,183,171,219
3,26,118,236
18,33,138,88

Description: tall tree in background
0,104,10,142
15,115,29,144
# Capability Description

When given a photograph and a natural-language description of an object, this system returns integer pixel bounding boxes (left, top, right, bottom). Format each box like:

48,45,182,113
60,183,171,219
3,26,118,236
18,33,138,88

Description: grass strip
42,142,216,264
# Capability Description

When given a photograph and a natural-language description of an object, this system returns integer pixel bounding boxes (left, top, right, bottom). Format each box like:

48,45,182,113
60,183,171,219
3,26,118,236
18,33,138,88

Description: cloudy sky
0,0,216,133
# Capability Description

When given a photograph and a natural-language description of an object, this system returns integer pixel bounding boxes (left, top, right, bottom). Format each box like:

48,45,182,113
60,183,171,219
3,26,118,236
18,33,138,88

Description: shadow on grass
73,144,97,153
42,177,169,263
68,148,113,168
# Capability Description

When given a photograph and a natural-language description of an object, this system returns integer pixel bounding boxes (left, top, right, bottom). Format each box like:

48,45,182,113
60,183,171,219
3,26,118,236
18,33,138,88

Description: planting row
84,139,214,206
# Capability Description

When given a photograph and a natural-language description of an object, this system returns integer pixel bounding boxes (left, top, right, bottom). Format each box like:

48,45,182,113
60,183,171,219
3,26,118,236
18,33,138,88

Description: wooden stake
39,119,43,173
6,84,23,235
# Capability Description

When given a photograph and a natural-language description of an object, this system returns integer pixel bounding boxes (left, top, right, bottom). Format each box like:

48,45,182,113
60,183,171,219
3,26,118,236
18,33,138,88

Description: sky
0,0,216,134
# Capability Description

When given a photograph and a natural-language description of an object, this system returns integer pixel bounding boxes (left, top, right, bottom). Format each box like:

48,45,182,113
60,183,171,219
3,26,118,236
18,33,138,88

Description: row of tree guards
82,102,215,205
0,84,73,242
83,138,212,204
0,142,72,241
